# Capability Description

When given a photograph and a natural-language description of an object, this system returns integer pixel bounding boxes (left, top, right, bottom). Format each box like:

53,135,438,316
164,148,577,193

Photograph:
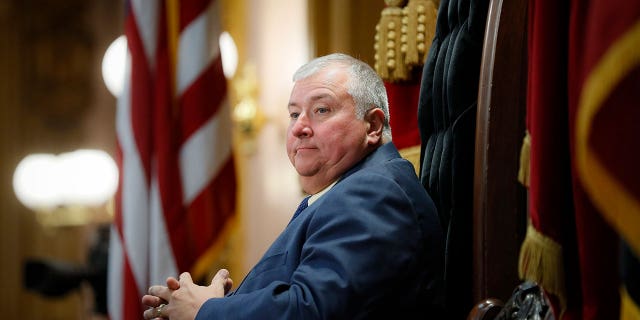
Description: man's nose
291,113,312,137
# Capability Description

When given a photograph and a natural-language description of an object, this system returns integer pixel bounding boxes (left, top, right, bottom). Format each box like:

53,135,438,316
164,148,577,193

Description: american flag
108,0,236,319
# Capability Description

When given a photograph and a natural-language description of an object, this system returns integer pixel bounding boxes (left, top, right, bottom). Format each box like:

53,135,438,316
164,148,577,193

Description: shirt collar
307,180,338,206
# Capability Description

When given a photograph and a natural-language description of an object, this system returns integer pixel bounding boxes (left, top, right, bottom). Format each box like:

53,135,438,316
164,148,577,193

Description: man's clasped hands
142,269,233,320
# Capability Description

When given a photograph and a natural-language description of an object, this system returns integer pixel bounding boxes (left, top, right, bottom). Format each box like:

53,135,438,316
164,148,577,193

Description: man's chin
295,167,318,177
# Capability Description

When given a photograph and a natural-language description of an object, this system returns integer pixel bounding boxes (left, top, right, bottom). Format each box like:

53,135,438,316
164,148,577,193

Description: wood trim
473,0,529,303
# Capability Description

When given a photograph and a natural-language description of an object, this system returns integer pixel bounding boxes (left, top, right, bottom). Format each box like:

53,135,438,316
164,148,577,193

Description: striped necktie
289,196,310,224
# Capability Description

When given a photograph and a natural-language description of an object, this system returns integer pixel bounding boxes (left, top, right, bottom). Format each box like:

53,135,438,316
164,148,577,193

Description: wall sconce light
218,32,264,155
231,63,264,155
12,149,118,227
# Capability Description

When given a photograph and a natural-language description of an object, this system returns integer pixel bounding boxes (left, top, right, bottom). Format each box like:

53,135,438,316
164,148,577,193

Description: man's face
286,66,380,194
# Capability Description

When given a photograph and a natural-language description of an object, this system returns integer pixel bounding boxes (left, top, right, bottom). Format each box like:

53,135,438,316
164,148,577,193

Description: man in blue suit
143,53,444,319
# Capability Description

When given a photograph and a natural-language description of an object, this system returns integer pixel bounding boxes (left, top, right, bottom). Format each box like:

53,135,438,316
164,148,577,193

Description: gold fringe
517,130,531,187
402,0,439,66
621,286,640,320
518,223,566,315
399,145,422,176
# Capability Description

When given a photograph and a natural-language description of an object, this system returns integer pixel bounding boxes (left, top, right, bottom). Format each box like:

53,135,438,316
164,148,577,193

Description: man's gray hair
293,53,392,142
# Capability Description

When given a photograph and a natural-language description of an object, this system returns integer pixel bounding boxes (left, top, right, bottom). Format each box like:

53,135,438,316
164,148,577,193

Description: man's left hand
142,269,233,320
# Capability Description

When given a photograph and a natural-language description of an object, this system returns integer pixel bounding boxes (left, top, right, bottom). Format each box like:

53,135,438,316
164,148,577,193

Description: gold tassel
517,130,531,187
518,223,567,315
375,0,409,81
402,0,439,66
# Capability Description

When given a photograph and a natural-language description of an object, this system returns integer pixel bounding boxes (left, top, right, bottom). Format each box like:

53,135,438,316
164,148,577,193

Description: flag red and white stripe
108,1,236,319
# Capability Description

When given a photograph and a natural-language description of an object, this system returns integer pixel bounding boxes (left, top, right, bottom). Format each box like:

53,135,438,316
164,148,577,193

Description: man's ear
365,108,385,144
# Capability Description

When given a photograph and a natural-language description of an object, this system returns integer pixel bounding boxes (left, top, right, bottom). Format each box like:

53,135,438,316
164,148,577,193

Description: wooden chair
472,0,529,307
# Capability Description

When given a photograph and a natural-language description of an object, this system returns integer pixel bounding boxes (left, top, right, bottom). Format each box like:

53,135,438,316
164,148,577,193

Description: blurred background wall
0,0,383,318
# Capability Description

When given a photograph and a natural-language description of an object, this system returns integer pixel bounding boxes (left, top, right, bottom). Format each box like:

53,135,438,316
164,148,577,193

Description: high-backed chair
418,0,491,318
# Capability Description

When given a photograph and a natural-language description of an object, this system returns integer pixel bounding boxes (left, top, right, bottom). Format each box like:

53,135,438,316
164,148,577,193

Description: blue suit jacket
196,143,444,319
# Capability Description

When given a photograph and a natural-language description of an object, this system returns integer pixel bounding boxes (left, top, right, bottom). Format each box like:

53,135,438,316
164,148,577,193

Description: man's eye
316,107,329,114
290,112,300,119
